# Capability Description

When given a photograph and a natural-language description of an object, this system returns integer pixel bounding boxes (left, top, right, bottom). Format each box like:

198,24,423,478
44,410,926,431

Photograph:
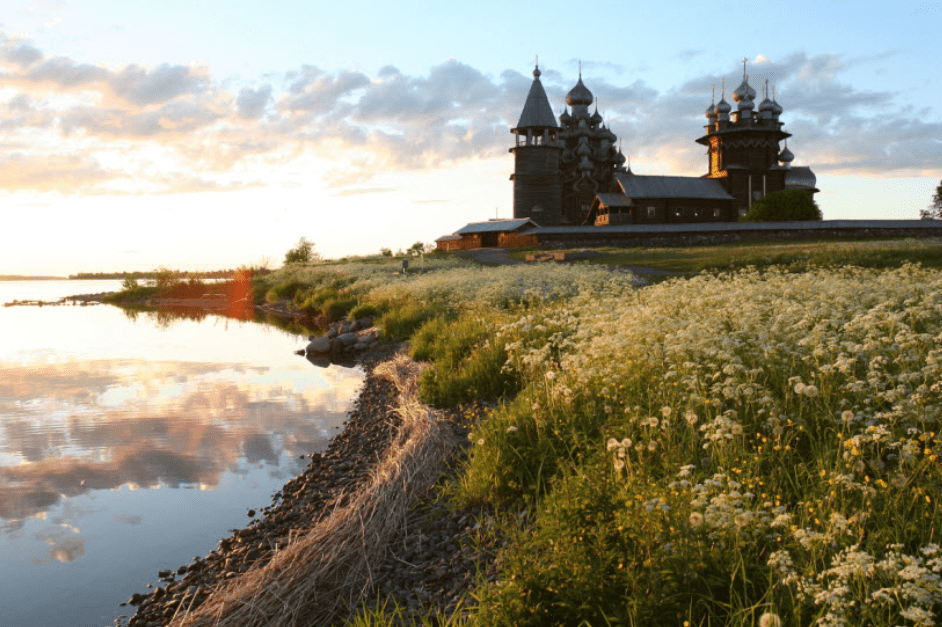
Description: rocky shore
115,341,499,627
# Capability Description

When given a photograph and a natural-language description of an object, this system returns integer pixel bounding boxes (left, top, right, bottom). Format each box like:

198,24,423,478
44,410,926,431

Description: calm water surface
0,281,364,627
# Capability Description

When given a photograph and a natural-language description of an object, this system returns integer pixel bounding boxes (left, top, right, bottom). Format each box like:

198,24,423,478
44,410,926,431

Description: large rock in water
338,332,359,346
306,336,331,353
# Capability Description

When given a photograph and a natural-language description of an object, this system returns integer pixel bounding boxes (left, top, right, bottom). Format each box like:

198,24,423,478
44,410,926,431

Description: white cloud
0,34,938,196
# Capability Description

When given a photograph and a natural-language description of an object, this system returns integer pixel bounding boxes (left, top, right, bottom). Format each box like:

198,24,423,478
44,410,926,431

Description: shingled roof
455,218,538,235
614,173,735,201
514,69,559,130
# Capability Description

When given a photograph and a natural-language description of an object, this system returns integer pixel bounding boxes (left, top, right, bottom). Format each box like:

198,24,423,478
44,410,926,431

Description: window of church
714,208,721,218
739,208,747,217
753,191,763,200
647,207,655,218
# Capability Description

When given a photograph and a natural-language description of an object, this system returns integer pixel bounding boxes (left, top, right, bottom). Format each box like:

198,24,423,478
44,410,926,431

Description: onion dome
560,109,572,125
758,98,773,117
706,102,718,121
566,76,594,107
590,109,603,126
706,84,718,122
770,86,783,117
716,97,732,120
778,143,794,165
732,75,756,103
758,80,773,118
615,148,626,166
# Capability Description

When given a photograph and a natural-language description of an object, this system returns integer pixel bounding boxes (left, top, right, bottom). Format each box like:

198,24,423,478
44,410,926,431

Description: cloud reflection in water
0,356,363,532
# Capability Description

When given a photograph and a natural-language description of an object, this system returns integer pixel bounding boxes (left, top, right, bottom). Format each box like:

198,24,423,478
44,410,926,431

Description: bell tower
510,63,563,225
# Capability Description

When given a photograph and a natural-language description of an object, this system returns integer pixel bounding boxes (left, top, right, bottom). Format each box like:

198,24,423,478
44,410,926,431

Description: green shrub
409,316,452,362
264,279,306,303
741,188,821,221
376,299,438,341
347,302,385,321
322,297,357,321
284,237,318,265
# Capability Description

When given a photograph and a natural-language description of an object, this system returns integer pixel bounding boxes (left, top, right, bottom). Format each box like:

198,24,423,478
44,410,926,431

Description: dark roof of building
435,234,463,242
596,193,634,207
455,218,539,235
785,166,817,190
614,173,735,201
515,71,559,130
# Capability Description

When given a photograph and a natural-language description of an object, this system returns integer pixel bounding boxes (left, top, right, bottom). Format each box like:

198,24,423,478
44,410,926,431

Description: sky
1,0,940,275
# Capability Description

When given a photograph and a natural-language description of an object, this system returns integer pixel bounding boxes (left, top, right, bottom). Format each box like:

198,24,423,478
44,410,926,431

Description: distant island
68,270,238,280
0,275,65,281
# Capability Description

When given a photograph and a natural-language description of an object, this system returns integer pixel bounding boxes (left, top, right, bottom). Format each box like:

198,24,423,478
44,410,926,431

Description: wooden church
510,60,818,226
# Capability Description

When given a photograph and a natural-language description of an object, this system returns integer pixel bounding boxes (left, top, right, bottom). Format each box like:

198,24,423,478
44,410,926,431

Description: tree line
69,270,239,280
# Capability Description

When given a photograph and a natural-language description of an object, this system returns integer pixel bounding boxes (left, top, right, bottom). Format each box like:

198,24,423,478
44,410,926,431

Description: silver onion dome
758,97,773,114
732,75,756,103
566,76,594,107
778,144,795,164
706,101,718,120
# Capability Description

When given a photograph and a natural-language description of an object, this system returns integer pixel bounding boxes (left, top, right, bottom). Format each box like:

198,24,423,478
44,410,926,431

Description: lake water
0,281,364,627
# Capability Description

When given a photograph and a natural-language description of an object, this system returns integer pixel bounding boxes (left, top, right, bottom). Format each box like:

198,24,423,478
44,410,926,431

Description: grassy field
112,244,942,626
508,238,942,273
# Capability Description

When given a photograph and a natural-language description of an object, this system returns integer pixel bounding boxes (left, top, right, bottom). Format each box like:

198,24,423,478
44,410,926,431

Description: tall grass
452,264,942,626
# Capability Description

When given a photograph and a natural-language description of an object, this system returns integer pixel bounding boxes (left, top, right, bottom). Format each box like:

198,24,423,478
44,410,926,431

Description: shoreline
115,340,495,627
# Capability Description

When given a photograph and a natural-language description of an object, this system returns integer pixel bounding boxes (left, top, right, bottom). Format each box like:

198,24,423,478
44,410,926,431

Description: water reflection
0,358,361,533
36,532,86,564
0,284,365,627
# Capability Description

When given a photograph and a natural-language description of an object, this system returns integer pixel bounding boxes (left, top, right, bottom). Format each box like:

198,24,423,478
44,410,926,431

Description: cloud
237,85,272,119
0,35,938,196
108,63,210,106
0,36,42,68
0,152,116,192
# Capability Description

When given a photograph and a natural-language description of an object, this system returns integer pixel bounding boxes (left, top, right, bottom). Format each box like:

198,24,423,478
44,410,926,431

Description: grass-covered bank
509,237,942,274
113,246,942,626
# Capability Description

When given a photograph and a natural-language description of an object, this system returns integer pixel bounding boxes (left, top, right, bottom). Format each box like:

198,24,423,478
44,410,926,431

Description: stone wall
526,221,942,249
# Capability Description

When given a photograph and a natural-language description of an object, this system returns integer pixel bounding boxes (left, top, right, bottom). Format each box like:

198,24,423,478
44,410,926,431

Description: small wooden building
435,218,540,251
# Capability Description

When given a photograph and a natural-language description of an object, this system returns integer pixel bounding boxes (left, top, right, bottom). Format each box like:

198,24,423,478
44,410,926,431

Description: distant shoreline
0,276,67,281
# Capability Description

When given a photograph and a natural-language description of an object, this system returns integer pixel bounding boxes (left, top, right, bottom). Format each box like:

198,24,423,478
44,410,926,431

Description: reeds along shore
171,354,457,627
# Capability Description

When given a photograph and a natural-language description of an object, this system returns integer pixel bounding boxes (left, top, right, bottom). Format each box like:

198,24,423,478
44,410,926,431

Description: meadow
508,238,942,274
124,241,942,626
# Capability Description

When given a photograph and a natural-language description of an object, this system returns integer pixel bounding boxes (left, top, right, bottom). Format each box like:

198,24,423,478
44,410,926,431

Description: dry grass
171,353,457,627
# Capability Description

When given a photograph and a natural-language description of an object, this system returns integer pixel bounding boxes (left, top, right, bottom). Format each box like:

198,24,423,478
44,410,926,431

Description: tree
379,247,393,258
405,241,434,256
740,189,821,222
284,238,319,265
920,180,942,220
